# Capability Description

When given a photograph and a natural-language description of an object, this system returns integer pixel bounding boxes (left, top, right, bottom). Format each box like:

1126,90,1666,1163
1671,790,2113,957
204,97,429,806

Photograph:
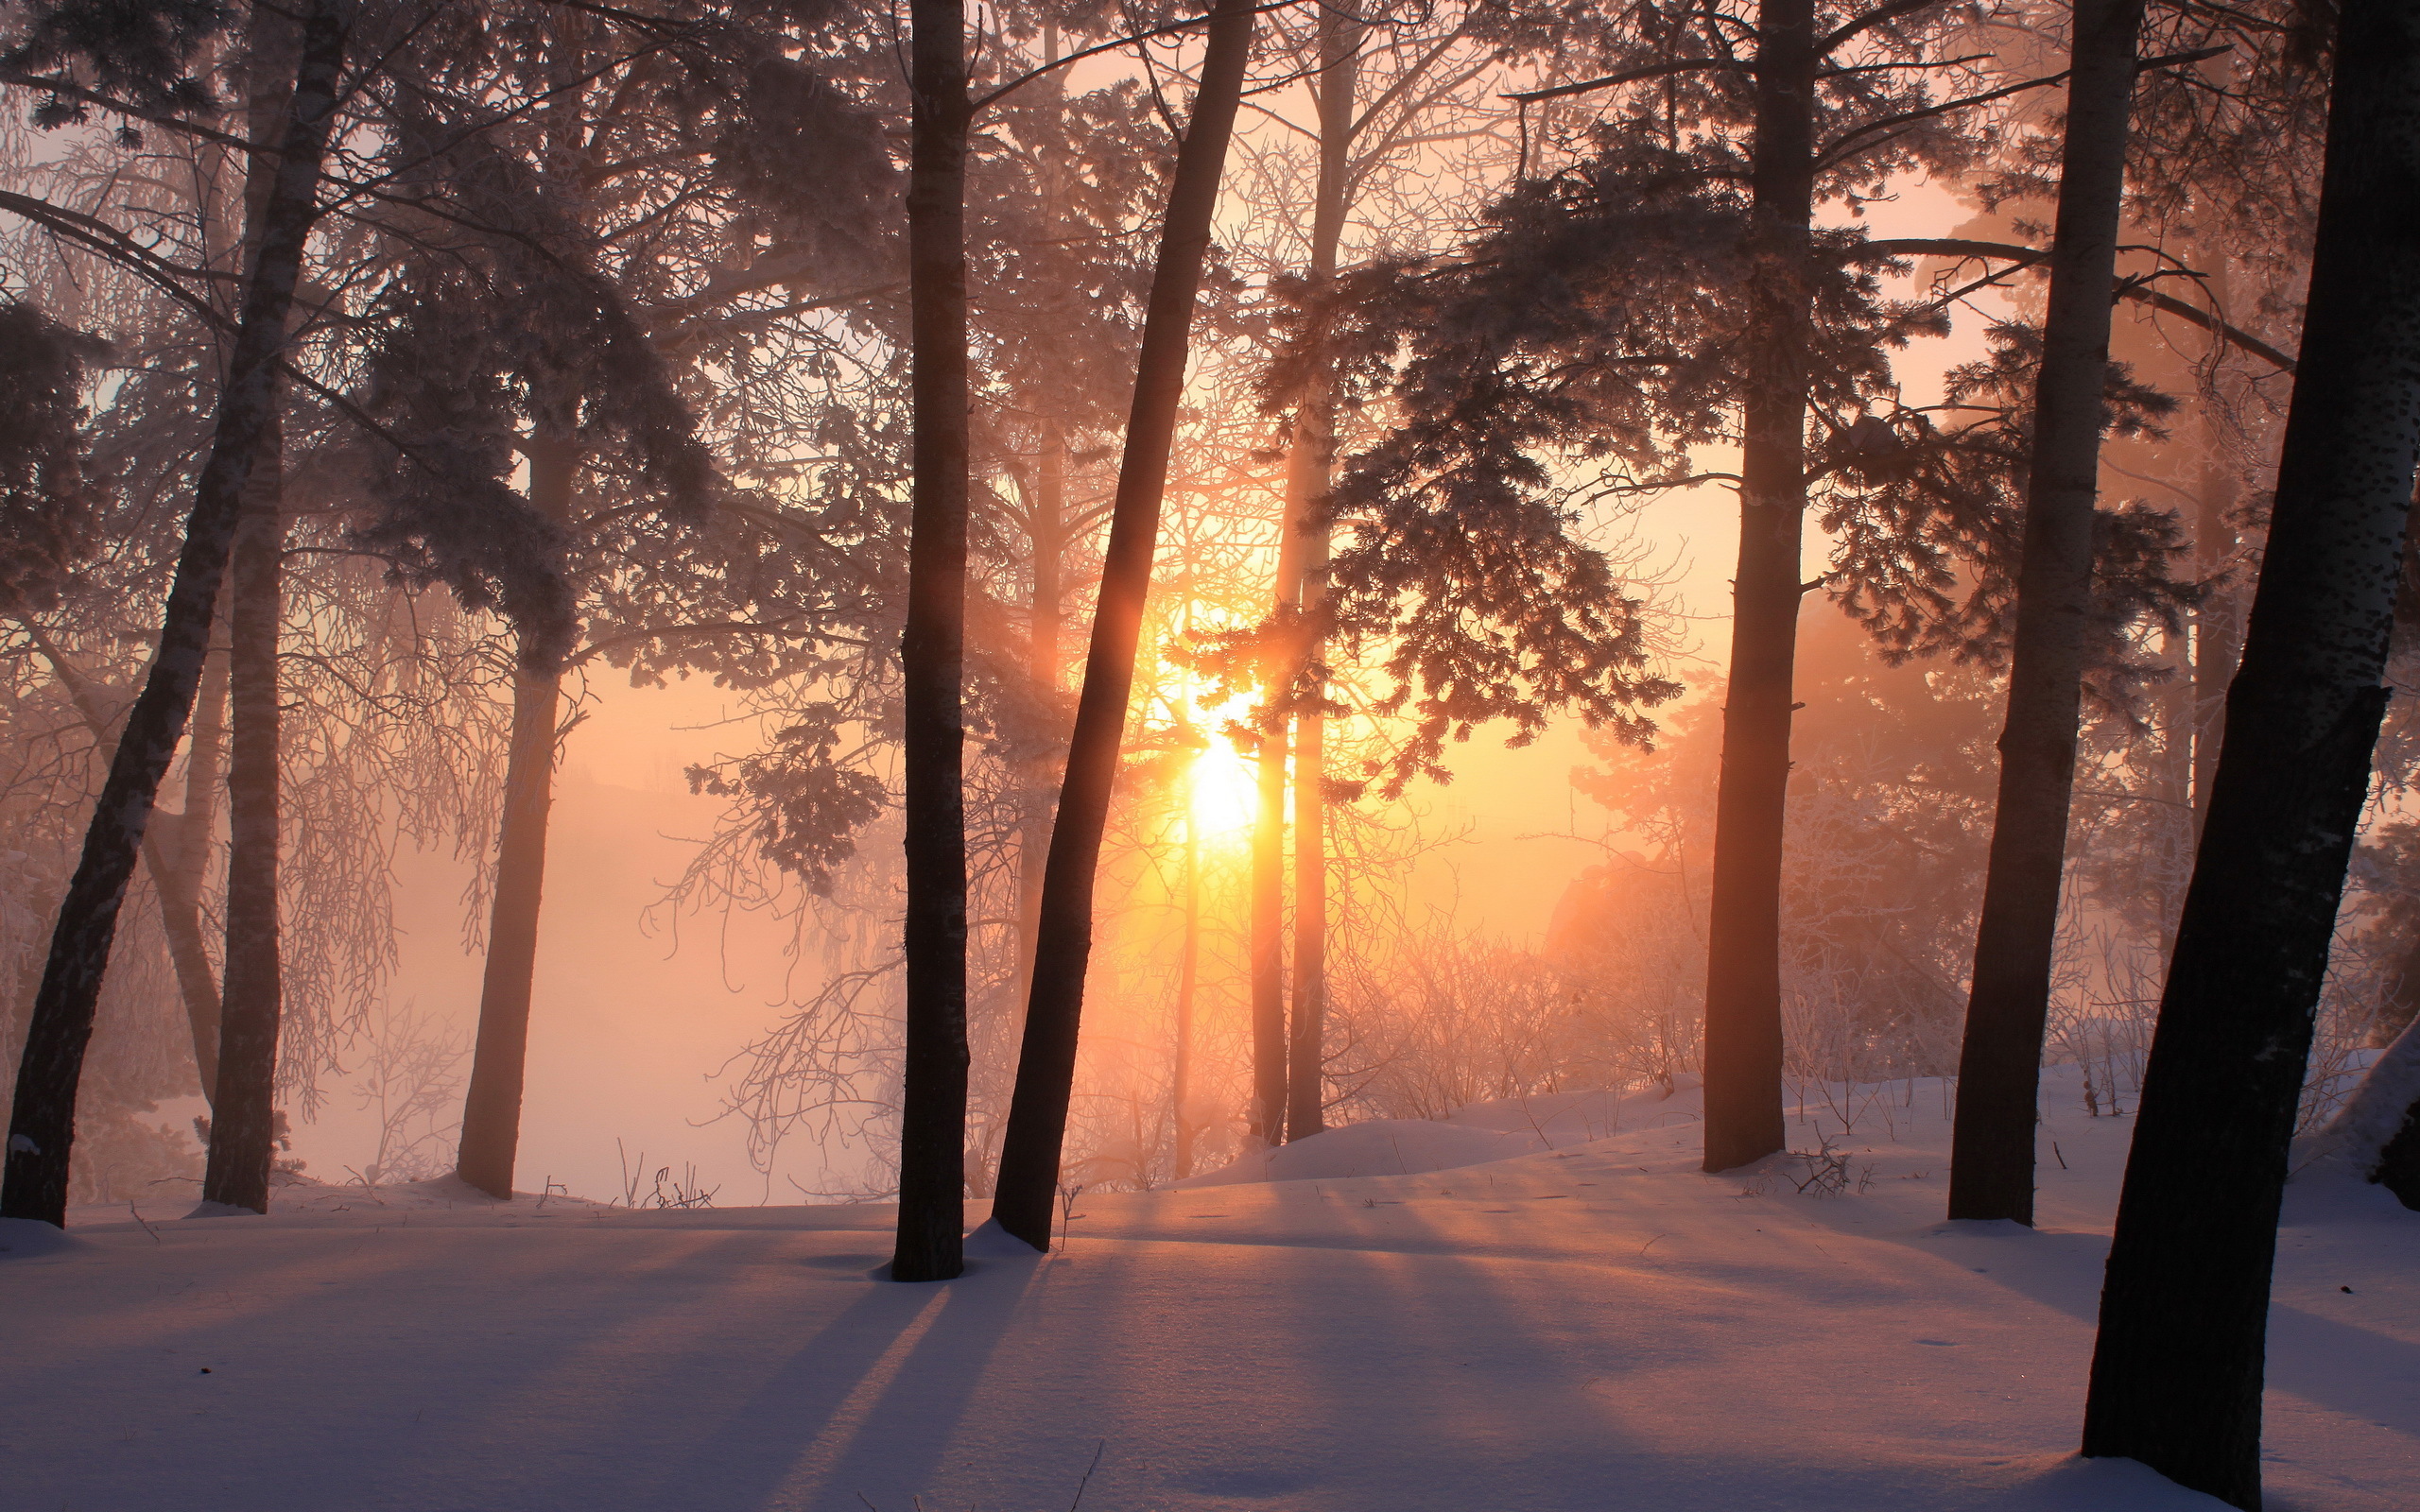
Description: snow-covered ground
4,1069,2414,1511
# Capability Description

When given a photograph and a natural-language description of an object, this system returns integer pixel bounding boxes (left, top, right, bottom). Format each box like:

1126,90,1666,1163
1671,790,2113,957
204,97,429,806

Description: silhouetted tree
346,1,884,1197
202,0,302,1215
2,0,347,1227
1312,0,2037,1171
1277,3,1359,1146
1945,0,2154,1226
991,0,1258,1252
2082,0,2420,1499
893,0,973,1283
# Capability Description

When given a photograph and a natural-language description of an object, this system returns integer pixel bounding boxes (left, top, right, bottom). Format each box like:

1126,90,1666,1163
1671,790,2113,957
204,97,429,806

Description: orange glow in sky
1188,727,1260,840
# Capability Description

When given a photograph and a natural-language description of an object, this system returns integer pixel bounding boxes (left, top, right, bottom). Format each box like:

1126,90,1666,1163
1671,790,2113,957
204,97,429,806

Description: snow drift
1174,1078,1703,1186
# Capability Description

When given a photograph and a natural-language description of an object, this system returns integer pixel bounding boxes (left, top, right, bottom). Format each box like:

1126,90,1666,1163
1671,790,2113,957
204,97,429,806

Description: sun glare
1189,736,1259,839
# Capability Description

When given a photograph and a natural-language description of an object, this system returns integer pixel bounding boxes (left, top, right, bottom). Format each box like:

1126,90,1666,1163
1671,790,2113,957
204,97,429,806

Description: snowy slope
4,1070,2414,1511
1173,1083,1696,1186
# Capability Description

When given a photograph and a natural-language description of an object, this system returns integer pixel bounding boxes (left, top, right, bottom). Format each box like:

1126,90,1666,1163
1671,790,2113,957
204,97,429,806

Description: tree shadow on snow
633,1247,1039,1511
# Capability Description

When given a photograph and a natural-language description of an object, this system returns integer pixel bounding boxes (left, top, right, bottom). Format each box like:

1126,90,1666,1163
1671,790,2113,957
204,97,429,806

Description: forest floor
3,1069,2414,1512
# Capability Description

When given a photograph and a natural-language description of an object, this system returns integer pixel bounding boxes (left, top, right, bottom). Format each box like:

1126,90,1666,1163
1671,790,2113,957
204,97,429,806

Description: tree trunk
2191,260,2245,842
1013,33,1069,1021
1249,678,1293,1144
1173,809,1200,1180
0,0,347,1227
1283,6,1358,1146
1699,0,1816,1174
165,636,229,1096
1286,607,1327,1141
2081,0,2420,1498
1251,446,1310,1144
1947,0,2150,1225
1015,421,1065,1013
201,1,302,1214
454,438,577,1199
892,0,973,1284
15,619,226,1098
200,421,285,1213
991,0,1256,1250
2153,619,2192,961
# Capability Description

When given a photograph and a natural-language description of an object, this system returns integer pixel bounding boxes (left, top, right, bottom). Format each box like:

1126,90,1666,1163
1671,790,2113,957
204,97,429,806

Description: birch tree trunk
991,0,1256,1249
0,0,348,1227
891,0,973,1283
1700,0,1816,1173
1947,0,2150,1225
2081,0,2420,1497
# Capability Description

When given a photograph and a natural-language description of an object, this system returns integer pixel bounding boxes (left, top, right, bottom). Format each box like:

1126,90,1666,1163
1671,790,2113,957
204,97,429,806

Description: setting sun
1188,735,1259,840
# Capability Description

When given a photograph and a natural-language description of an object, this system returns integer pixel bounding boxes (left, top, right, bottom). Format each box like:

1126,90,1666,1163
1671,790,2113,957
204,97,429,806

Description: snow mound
182,1199,262,1219
67,1175,616,1227
266,1175,611,1215
1174,1118,1537,1186
1984,1453,2233,1509
962,1218,1045,1258
1177,1078,1705,1187
1446,1077,1703,1141
0,1216,84,1259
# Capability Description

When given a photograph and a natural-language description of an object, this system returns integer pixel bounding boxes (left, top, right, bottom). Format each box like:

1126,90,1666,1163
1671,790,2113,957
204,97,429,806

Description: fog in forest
7,0,2420,1505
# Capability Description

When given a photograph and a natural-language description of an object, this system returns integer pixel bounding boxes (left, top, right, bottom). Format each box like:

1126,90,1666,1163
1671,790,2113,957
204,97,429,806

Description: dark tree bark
16,621,226,1097
1700,0,1816,1174
202,3,302,1213
454,439,575,1199
1947,0,2150,1225
455,655,562,1197
991,0,1256,1250
164,638,229,1094
0,0,347,1227
1014,421,1065,1016
1283,6,1357,1146
891,0,973,1284
199,424,285,1213
2080,0,2420,1498
2191,261,2246,842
